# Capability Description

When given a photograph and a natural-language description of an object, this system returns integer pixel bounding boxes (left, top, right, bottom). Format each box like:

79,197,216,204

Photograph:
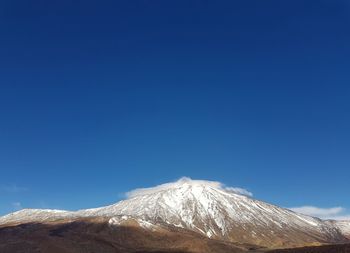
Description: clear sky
0,1,349,218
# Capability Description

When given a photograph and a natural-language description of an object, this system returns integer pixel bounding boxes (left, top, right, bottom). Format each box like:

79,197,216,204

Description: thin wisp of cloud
289,206,350,220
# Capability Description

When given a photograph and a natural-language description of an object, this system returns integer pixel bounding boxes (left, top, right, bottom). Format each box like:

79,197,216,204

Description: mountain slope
0,178,349,249
0,217,249,253
331,220,350,239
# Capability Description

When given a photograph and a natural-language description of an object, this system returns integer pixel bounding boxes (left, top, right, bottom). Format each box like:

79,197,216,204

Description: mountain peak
125,177,253,199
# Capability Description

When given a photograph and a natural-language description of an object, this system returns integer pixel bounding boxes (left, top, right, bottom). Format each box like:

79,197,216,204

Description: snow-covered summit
125,177,253,199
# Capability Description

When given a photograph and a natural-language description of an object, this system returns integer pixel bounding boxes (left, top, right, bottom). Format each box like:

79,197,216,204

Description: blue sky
0,1,349,218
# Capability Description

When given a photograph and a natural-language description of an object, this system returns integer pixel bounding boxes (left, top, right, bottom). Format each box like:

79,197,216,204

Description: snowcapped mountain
0,177,348,248
332,220,350,239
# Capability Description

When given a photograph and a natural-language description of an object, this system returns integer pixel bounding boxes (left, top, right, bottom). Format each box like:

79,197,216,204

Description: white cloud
290,206,344,217
2,184,27,193
289,206,350,220
225,187,253,197
333,215,350,220
11,202,23,211
126,177,253,198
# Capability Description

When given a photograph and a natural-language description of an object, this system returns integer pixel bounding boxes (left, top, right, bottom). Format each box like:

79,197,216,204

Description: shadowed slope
269,243,350,253
0,218,251,253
